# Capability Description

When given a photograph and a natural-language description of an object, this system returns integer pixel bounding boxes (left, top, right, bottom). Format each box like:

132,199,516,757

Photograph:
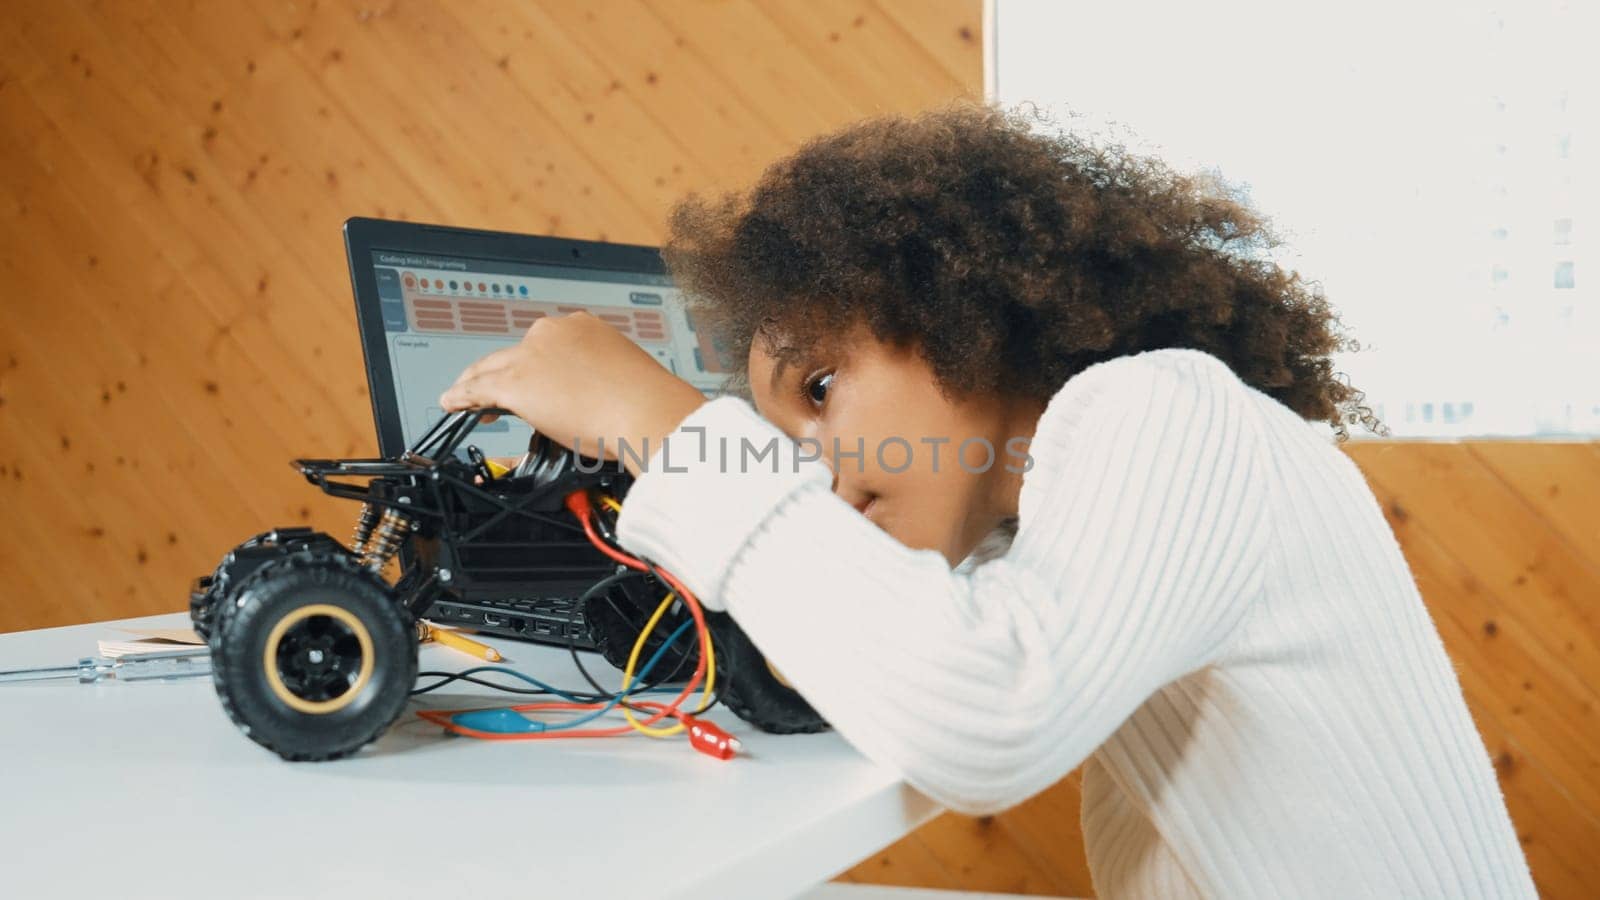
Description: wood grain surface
0,3,1593,896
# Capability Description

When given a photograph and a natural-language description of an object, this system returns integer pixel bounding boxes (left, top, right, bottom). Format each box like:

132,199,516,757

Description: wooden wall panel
0,0,981,632
1,2,1595,897
1351,442,1600,900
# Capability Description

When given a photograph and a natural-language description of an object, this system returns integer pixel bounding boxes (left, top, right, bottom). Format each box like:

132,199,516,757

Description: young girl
440,103,1536,898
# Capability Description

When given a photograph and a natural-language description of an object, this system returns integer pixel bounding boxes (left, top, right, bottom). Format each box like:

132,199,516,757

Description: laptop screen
364,248,733,458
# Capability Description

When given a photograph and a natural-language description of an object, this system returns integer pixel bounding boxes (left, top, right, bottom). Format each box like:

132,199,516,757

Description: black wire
619,577,699,686
578,510,692,675
568,569,652,700
408,568,695,707
638,557,722,716
411,670,608,700
581,508,675,646
578,502,723,715
407,499,724,720
409,595,700,705
564,567,703,711
411,606,708,710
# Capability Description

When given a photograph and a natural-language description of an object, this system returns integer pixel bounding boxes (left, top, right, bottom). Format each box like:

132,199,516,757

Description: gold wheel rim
262,603,376,715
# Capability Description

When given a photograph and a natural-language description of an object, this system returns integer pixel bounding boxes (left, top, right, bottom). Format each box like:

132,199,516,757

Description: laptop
341,217,733,648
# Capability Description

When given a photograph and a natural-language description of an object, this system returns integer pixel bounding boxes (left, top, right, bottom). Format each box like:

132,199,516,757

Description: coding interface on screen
370,250,733,458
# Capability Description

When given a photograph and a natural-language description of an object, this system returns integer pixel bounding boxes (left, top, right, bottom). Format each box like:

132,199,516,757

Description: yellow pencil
421,620,504,662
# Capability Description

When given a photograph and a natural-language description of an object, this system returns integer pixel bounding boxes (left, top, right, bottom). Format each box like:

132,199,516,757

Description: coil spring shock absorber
360,508,413,571
350,502,381,556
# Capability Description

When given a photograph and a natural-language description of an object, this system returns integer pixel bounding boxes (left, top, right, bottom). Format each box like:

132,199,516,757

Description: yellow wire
620,589,717,737
606,493,717,736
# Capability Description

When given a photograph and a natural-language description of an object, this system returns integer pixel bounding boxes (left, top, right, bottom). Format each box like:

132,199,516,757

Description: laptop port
483,613,505,627
510,617,527,633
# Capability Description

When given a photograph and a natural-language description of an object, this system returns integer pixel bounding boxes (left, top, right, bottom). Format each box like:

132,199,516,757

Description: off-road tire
583,578,700,685
190,531,273,640
190,571,224,641
190,529,336,640
209,550,416,761
706,612,829,735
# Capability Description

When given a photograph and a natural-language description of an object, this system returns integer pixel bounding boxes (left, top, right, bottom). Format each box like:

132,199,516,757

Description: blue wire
453,617,695,733
449,617,698,734
439,664,683,702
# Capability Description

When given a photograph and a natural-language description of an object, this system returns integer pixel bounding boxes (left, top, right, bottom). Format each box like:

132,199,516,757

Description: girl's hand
438,311,707,476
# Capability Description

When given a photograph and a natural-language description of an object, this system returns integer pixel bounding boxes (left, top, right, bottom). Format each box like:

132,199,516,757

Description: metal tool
0,646,212,684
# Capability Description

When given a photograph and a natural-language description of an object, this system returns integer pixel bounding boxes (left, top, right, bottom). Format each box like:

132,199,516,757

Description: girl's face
747,322,1041,566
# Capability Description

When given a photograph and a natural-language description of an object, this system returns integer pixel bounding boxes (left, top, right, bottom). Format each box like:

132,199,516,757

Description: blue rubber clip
451,708,548,733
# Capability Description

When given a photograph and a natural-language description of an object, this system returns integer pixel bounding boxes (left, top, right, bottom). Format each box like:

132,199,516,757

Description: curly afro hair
662,100,1387,442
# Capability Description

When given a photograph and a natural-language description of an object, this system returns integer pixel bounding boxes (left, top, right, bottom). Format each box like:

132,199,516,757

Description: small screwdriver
0,646,212,685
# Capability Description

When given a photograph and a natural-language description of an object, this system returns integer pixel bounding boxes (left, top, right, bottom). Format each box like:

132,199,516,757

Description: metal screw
439,569,453,582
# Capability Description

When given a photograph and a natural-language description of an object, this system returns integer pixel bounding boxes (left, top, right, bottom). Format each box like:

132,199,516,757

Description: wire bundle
413,491,741,760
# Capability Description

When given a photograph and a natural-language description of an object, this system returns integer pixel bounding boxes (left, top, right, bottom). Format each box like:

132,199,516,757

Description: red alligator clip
685,717,742,760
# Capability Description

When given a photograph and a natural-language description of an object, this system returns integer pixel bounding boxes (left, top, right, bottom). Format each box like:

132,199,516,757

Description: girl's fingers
451,347,515,391
440,371,501,412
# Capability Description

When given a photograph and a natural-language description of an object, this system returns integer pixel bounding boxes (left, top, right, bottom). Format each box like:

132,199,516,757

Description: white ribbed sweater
616,347,1537,898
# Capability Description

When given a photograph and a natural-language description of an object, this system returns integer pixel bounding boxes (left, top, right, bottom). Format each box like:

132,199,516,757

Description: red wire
571,494,710,717
414,489,710,742
415,700,688,740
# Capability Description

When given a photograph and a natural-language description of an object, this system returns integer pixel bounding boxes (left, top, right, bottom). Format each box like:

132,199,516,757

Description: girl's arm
616,350,1272,816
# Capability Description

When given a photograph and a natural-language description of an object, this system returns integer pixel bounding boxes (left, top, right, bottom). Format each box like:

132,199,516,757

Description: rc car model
190,409,826,760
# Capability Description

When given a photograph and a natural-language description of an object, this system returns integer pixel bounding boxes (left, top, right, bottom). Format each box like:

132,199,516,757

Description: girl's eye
804,371,834,407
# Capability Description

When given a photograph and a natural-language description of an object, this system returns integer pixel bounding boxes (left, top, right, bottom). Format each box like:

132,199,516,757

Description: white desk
0,612,940,899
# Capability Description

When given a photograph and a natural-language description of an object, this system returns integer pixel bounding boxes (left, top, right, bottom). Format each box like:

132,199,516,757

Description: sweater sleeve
615,349,1273,816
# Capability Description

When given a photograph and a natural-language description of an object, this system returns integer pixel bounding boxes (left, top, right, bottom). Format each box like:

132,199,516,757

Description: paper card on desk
97,627,206,658
119,627,204,643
